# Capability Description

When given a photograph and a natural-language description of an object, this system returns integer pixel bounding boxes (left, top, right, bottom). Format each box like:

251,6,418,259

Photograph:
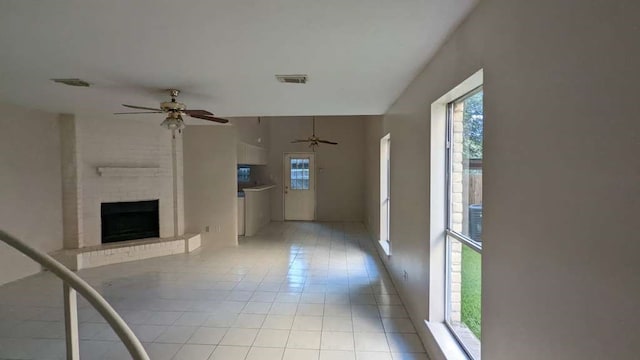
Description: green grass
461,244,482,339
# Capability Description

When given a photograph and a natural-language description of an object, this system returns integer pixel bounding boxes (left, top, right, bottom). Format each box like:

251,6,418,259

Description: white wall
244,189,272,237
183,125,237,248
231,117,271,185
0,102,63,285
364,0,640,359
230,117,271,149
268,116,365,222
364,116,384,238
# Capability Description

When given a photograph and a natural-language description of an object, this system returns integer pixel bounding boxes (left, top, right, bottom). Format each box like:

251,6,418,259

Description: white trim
378,239,391,257
433,70,484,105
380,133,391,255
425,321,470,360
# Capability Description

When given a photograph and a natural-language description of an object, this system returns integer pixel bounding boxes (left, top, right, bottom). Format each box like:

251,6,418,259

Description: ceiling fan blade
122,104,163,111
114,111,163,115
291,139,310,143
188,113,229,124
184,109,214,116
318,140,338,145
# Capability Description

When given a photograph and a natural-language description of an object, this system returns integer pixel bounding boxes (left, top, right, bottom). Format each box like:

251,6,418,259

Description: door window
290,158,310,190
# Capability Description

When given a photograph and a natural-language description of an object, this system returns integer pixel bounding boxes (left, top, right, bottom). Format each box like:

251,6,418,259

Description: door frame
282,152,317,221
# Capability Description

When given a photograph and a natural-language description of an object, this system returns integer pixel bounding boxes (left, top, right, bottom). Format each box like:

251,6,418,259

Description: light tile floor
0,222,428,360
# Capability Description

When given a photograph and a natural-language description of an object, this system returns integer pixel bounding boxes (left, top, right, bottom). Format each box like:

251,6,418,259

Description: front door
284,153,315,220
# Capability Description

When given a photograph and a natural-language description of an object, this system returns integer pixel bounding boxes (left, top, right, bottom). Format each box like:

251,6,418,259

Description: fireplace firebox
101,200,159,243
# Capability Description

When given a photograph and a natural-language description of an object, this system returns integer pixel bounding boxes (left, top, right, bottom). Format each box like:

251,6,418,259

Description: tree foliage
463,91,483,159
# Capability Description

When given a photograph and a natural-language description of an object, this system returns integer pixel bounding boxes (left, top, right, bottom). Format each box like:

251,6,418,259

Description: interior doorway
284,153,316,220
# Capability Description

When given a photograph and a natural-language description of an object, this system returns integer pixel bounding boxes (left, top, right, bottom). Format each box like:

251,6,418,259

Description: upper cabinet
237,142,267,165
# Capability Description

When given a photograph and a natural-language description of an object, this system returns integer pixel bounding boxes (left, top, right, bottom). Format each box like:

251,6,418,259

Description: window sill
424,321,470,360
378,240,391,256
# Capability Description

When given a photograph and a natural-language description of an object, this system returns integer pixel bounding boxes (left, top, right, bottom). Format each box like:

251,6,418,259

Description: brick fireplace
53,114,199,270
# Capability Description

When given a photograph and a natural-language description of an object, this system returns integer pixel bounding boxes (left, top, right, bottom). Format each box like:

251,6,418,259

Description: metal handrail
0,230,149,360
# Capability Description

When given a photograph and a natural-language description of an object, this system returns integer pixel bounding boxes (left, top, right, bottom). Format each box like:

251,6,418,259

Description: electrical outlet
205,226,210,232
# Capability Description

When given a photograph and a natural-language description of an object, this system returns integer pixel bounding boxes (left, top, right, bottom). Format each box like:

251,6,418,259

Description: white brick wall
53,234,201,270
450,101,464,323
78,239,184,268
60,115,84,248
174,132,185,236
61,115,184,248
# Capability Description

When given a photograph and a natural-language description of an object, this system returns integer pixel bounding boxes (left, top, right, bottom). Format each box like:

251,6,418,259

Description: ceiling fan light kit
160,115,185,130
114,88,229,129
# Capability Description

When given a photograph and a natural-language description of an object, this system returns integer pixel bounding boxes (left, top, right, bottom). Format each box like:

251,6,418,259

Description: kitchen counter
239,185,274,236
242,184,276,192
238,184,275,197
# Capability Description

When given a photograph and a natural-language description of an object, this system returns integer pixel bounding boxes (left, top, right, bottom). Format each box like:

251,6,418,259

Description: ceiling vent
51,78,91,87
276,74,308,84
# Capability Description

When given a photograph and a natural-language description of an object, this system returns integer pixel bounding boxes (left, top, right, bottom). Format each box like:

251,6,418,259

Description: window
290,158,310,190
446,88,483,358
380,134,391,254
237,166,251,183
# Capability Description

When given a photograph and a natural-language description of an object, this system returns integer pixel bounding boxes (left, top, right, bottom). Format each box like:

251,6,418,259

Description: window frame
379,133,392,255
444,86,483,359
445,86,484,250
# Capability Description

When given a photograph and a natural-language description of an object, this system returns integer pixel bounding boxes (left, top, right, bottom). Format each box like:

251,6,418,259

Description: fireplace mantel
96,166,161,177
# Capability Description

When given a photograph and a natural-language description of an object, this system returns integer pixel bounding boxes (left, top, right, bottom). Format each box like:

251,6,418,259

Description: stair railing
0,230,149,360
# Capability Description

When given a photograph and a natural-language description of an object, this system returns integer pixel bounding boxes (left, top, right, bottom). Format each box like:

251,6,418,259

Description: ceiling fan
114,89,228,130
291,116,338,150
